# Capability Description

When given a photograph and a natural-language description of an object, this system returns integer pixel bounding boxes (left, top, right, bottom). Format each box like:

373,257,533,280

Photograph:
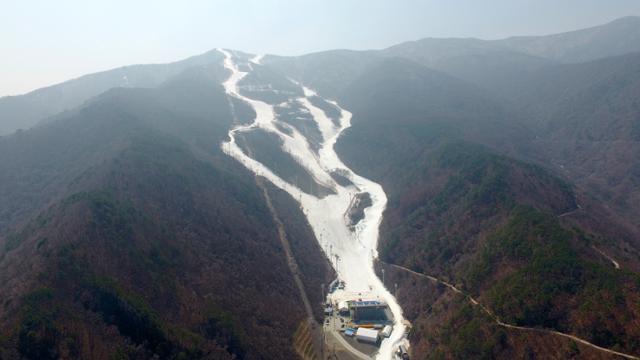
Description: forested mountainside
0,50,225,136
329,60,640,359
262,28,640,357
375,142,640,358
412,49,640,238
0,65,332,359
265,17,640,246
497,53,640,236
1,15,639,360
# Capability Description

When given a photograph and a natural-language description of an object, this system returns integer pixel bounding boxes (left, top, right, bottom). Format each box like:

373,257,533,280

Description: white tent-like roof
355,327,379,343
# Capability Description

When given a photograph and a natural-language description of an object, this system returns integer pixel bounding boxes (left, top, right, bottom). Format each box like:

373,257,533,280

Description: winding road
386,262,639,359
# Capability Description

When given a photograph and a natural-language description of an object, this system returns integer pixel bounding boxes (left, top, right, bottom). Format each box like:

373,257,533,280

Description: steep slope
0,50,225,136
263,50,382,100
3,17,640,357
377,142,640,358
328,59,640,358
220,49,410,357
335,58,537,174
492,53,640,237
0,65,332,359
339,31,640,245
0,63,229,236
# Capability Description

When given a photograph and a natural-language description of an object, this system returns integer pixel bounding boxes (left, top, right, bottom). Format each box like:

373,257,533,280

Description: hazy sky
2,0,640,96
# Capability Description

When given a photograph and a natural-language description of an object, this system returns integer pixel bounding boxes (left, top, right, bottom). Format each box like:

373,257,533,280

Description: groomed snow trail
218,49,408,359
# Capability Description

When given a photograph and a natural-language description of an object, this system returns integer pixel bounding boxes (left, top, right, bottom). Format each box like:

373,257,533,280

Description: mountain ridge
1,15,640,360
4,16,640,136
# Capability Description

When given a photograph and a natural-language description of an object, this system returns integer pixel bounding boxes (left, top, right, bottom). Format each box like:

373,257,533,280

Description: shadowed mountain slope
0,50,225,136
0,65,331,359
326,57,640,358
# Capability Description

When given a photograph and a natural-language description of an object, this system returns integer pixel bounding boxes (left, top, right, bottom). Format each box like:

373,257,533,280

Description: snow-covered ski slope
218,49,408,359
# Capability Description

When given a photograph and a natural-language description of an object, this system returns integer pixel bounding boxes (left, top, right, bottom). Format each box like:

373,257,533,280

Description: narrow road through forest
385,262,639,360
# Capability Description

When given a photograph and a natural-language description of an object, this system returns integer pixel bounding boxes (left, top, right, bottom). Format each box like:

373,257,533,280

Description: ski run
218,49,408,359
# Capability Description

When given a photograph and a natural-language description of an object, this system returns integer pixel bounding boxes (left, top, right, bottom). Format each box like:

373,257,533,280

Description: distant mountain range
1,16,640,360
3,16,640,137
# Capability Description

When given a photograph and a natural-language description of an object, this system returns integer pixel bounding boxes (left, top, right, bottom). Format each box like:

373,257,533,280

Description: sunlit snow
218,49,408,359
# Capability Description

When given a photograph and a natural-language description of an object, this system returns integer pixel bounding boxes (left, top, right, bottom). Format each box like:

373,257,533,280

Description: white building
381,325,393,338
355,327,379,344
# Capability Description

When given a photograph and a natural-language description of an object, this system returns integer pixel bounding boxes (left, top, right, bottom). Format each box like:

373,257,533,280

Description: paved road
327,329,372,360
323,308,373,360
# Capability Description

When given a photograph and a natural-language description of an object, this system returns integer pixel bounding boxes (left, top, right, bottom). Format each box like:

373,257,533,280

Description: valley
1,14,640,360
